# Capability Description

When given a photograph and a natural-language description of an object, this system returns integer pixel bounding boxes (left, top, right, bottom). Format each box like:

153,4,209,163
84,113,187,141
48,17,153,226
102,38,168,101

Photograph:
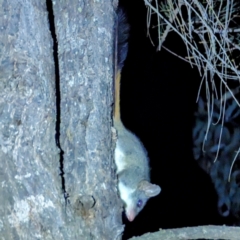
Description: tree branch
129,225,240,240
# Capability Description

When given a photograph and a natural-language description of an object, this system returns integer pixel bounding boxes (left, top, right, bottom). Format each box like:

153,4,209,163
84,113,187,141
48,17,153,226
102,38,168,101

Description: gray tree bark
0,0,123,239
53,0,123,239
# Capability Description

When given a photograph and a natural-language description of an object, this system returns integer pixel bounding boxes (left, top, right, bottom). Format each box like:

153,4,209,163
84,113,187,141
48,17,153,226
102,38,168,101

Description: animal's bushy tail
114,8,129,121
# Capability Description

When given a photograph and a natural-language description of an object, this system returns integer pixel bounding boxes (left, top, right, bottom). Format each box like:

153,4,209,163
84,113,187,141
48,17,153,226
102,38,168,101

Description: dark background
118,0,235,238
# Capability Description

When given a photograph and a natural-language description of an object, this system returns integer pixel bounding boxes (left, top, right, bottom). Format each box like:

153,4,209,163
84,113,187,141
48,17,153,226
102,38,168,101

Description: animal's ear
138,180,161,197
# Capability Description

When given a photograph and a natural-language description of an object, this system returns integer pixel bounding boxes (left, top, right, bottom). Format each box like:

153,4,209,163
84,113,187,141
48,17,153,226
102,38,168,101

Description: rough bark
0,0,123,239
129,225,240,240
0,0,64,239
53,0,123,239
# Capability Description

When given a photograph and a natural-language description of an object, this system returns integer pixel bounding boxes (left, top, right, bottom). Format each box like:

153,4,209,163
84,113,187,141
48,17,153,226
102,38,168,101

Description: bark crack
46,0,67,201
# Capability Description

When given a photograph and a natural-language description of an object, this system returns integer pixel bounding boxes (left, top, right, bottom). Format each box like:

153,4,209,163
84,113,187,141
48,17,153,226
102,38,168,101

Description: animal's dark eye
137,199,143,208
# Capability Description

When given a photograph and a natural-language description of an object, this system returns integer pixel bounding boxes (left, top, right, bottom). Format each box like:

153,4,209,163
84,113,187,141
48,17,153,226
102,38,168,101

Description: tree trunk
53,0,123,239
0,0,123,239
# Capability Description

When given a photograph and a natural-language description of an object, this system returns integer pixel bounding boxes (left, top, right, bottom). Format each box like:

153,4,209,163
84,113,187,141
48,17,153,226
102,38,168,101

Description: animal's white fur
118,181,134,208
114,143,126,173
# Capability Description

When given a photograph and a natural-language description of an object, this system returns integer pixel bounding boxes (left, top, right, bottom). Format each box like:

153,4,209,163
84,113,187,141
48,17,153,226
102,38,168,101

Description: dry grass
144,0,240,176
